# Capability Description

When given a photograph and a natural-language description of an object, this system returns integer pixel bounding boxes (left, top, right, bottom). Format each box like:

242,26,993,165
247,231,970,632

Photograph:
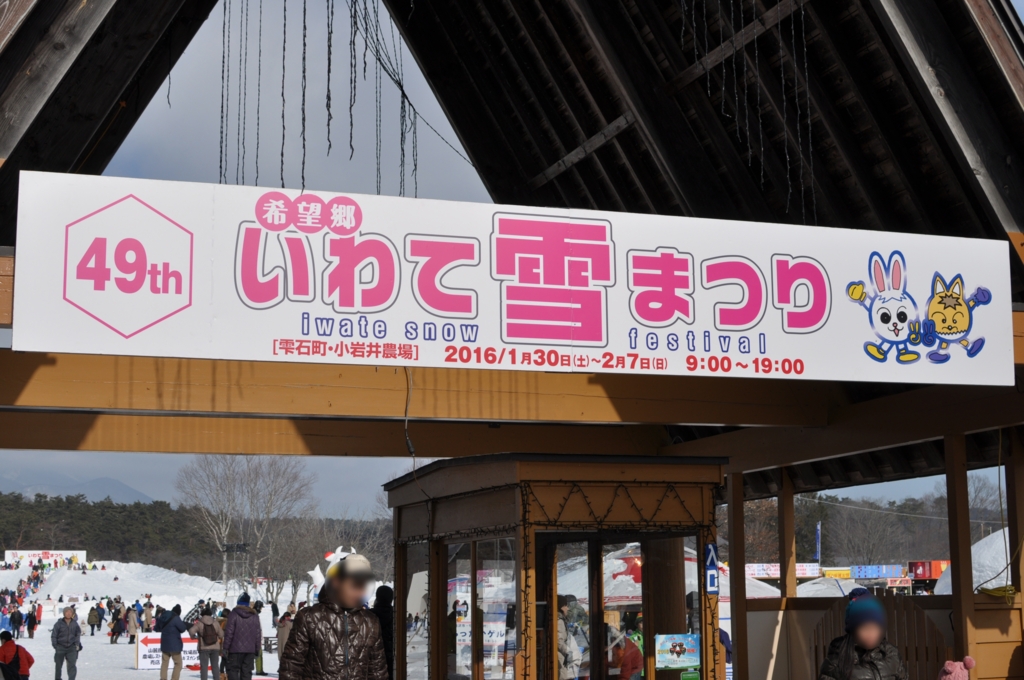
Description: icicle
375,58,382,195
363,0,370,80
790,0,803,223
327,0,335,155
411,112,418,197
255,0,264,185
802,1,816,225
681,0,687,51
280,0,287,189
240,0,250,185
743,0,750,160
692,0,698,71
166,26,173,109
219,0,231,184
731,0,739,135
755,2,763,187
704,0,710,96
236,0,244,185
349,0,358,160
778,4,790,213
301,0,308,191
399,94,407,197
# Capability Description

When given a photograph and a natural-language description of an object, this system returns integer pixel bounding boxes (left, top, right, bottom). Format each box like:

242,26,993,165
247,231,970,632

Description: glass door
539,534,704,680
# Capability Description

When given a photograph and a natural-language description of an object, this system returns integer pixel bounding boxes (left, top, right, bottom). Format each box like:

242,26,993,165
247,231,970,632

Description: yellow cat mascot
923,273,991,363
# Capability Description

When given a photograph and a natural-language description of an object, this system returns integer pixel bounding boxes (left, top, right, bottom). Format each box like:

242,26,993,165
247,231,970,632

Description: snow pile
935,528,1011,595
797,577,861,598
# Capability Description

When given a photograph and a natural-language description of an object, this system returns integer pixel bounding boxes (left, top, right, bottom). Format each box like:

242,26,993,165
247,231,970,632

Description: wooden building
2,0,1024,678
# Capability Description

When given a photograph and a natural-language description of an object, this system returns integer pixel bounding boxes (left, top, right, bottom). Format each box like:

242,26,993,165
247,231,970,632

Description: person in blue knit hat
817,593,907,680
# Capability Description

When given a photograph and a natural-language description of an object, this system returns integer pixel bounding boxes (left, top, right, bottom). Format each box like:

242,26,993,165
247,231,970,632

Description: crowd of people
0,552,402,680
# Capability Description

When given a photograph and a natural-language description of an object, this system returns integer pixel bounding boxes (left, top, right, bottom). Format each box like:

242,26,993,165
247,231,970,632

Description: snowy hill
0,562,224,608
2,561,283,678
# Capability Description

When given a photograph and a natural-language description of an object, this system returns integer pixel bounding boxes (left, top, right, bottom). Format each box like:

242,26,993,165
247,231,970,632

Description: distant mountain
0,475,153,504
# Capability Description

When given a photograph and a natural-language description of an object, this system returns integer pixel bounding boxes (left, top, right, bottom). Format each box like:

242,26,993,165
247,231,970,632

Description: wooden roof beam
665,0,807,96
662,380,1024,472
500,0,659,212
561,0,741,217
0,349,830,427
528,111,635,189
630,0,776,222
0,410,670,457
864,0,1024,263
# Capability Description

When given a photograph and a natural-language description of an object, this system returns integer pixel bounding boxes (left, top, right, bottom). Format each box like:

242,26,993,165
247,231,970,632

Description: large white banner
4,550,86,564
12,172,1014,385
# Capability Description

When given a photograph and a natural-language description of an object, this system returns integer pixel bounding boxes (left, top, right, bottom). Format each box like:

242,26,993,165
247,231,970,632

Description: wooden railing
809,593,949,680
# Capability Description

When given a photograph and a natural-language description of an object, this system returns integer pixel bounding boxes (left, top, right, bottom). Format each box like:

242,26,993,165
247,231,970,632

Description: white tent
797,577,861,598
935,528,1011,595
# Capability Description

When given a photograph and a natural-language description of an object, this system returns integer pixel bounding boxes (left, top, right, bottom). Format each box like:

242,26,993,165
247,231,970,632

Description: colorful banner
744,563,821,579
655,634,701,670
12,172,1014,385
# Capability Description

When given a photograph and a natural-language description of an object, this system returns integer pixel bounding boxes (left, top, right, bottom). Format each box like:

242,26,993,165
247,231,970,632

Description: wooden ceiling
384,0,1024,295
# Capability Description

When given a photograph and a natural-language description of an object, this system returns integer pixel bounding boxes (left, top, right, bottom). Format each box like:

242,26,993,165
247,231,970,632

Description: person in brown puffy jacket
278,554,388,680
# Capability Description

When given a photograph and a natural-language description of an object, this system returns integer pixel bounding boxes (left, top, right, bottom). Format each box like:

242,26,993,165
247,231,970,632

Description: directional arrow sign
704,544,720,595
136,633,199,670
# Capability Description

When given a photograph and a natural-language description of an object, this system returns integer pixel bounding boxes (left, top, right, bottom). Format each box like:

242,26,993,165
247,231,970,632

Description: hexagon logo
63,195,193,338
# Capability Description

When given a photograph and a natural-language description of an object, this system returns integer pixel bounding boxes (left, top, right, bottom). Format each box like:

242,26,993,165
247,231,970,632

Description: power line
796,495,997,525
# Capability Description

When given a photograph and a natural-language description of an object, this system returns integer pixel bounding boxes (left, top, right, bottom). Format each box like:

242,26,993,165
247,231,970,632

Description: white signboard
745,563,821,579
136,634,198,670
5,550,86,565
12,172,1014,385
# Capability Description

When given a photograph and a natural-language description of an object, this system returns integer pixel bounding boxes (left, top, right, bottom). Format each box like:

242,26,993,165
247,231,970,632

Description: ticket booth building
386,453,727,680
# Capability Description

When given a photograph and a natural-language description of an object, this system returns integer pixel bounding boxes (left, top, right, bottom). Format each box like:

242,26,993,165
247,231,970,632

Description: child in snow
817,591,907,680
278,554,388,680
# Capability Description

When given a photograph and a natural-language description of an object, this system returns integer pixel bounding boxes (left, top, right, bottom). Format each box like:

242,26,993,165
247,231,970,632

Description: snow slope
0,562,224,609
1,561,284,678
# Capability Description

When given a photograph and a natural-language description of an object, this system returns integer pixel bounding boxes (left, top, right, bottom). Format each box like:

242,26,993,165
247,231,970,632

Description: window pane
477,539,517,680
406,542,430,680
602,543,643,680
447,543,473,680
555,542,590,680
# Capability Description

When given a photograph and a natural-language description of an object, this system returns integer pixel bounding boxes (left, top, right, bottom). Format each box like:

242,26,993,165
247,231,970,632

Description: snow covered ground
0,561,285,679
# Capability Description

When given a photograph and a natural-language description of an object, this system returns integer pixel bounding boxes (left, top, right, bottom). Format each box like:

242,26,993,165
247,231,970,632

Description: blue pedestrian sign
705,543,720,595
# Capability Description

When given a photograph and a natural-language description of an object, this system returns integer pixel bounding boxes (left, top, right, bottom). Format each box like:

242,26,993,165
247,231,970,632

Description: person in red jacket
0,630,34,679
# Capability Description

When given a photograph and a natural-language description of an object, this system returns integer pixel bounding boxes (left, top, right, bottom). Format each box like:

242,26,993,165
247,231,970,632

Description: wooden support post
699,527,726,680
1006,429,1024,591
778,470,797,598
728,474,749,680
945,434,976,661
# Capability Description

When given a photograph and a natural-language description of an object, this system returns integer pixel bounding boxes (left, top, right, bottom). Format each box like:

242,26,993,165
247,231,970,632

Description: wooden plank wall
974,595,1024,680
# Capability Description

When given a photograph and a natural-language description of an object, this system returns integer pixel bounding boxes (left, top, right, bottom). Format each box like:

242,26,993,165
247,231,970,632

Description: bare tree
827,498,903,565
175,456,244,600
233,456,318,588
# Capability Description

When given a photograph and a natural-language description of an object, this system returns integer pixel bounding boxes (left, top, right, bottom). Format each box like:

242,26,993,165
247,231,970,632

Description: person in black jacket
818,592,907,680
371,585,395,680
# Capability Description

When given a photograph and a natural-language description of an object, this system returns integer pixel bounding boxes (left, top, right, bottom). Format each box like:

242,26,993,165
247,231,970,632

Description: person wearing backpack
189,607,224,680
0,630,32,679
157,605,189,680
